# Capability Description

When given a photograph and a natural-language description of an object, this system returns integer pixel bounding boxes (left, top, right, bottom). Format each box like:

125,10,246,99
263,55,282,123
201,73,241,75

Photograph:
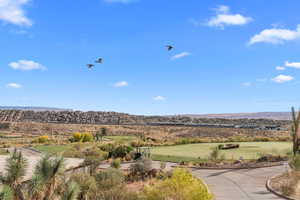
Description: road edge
266,174,295,200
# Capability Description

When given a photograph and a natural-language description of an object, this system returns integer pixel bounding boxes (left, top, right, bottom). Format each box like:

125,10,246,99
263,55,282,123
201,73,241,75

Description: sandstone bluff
0,110,289,126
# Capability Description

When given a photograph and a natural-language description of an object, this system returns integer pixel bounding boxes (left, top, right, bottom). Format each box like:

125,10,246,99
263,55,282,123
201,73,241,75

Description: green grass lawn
104,136,137,143
0,148,8,155
35,144,72,155
151,142,292,162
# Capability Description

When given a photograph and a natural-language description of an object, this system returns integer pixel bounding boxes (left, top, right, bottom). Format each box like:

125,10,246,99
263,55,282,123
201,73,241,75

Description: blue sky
1,0,300,115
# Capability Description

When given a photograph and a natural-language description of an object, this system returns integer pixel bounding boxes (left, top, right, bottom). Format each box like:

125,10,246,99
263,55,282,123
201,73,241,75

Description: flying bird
95,58,103,64
166,45,174,51
87,64,94,69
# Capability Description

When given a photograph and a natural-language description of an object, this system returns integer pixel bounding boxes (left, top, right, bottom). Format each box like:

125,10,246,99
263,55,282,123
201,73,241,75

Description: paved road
0,148,84,180
192,166,286,200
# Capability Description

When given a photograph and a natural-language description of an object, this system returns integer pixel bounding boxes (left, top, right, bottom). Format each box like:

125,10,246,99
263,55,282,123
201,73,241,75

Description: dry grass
271,171,300,199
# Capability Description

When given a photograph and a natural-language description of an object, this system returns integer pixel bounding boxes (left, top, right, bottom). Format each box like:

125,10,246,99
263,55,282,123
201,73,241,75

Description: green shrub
71,132,94,143
32,135,50,144
111,158,121,169
95,168,125,190
111,145,134,158
99,144,134,159
72,132,83,142
209,146,222,161
142,168,213,200
289,155,300,171
70,172,97,199
128,158,152,181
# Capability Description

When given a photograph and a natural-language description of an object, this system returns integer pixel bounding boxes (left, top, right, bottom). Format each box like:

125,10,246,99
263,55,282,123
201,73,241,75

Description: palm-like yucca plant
291,107,300,156
0,185,13,200
28,155,65,200
60,181,80,200
0,149,27,200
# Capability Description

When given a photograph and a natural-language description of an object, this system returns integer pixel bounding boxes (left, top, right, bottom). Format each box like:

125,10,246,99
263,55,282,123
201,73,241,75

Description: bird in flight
87,64,94,69
166,45,174,51
95,58,103,64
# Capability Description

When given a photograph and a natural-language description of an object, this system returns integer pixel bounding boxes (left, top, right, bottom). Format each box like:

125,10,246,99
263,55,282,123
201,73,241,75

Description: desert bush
82,132,94,142
37,135,49,143
95,168,125,190
289,155,300,171
111,145,134,158
111,158,121,169
72,132,82,142
142,168,213,200
159,161,166,170
70,172,97,199
99,143,134,159
209,146,224,161
128,158,152,181
70,132,93,143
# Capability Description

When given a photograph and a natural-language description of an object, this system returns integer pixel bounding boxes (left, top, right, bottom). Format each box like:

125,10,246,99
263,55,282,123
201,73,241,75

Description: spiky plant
28,155,65,200
60,181,80,200
0,149,27,200
291,107,300,156
0,185,13,200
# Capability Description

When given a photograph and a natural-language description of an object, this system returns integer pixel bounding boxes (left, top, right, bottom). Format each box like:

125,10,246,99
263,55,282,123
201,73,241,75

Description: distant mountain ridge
180,112,291,120
0,106,72,112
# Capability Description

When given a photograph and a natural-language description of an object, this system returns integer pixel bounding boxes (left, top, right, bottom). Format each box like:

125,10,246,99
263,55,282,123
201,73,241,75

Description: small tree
95,128,107,142
291,107,300,156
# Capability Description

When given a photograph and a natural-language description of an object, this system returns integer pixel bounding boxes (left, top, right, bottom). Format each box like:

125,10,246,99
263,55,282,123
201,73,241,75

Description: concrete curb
266,174,295,200
175,162,284,170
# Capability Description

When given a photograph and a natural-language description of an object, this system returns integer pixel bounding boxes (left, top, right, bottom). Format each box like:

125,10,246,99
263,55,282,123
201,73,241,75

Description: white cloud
171,52,191,60
285,61,300,69
242,82,251,87
249,25,300,45
9,60,46,71
6,83,22,88
207,5,252,28
153,96,166,101
113,81,128,87
276,66,286,71
272,75,294,83
0,0,32,26
256,78,267,82
104,0,137,4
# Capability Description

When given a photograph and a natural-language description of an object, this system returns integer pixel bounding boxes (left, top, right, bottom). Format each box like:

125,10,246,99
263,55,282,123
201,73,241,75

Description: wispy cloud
285,61,300,69
0,0,32,26
104,0,138,4
171,52,191,60
249,25,300,45
9,60,46,71
206,5,252,29
113,81,128,87
6,83,22,88
276,66,286,71
153,96,166,101
242,82,252,87
272,74,294,83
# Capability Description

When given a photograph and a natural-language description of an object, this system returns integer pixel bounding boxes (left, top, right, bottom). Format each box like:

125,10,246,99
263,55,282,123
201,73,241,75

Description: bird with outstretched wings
166,45,174,51
95,58,103,64
87,64,94,69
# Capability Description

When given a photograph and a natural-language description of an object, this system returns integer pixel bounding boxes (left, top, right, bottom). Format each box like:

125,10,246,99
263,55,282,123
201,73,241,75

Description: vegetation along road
99,161,287,200
0,148,287,200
